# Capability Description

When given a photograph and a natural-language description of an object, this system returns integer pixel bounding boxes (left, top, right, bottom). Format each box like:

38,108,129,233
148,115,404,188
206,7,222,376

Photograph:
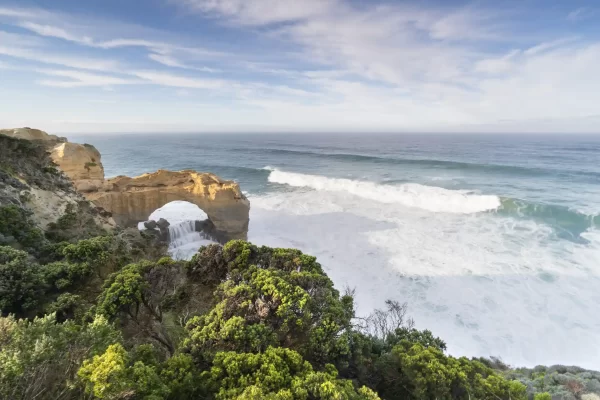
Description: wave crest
268,169,501,214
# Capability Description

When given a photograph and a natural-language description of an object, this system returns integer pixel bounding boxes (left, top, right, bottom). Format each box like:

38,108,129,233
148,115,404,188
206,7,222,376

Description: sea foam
138,176,600,369
250,171,600,369
268,169,501,214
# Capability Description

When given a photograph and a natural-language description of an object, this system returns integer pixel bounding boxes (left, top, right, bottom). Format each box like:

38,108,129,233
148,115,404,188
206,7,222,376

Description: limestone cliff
2,128,250,241
0,133,114,232
50,142,105,193
0,127,66,143
88,170,250,240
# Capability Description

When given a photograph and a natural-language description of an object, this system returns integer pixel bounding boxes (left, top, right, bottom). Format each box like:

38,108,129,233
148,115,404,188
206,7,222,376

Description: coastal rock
50,142,105,193
1,127,250,241
87,170,250,241
0,132,115,230
157,218,170,229
0,127,66,143
144,220,158,230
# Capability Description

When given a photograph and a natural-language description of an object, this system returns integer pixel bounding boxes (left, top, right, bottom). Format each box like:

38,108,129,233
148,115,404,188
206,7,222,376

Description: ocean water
71,133,600,369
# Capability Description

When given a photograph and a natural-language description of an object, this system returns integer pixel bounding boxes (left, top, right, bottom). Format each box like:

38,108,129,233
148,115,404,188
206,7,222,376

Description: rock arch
4,128,249,241
86,170,250,241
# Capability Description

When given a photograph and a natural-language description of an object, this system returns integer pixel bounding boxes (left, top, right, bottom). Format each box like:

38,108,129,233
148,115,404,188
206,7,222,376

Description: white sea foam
136,177,600,369
268,169,501,214
140,201,215,259
167,220,215,260
248,176,600,369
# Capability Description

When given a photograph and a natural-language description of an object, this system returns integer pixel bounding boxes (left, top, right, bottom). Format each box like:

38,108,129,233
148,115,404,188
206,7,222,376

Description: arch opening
140,201,219,260
86,170,250,243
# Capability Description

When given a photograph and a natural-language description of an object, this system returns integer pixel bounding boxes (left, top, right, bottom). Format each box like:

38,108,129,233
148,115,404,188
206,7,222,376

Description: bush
0,313,120,399
43,261,92,290
45,293,82,322
0,246,45,315
184,242,354,367
0,205,46,251
78,343,169,400
202,346,380,399
371,341,527,400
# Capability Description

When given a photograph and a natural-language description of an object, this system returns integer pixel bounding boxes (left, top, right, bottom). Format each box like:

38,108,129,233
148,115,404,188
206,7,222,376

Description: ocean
71,132,600,369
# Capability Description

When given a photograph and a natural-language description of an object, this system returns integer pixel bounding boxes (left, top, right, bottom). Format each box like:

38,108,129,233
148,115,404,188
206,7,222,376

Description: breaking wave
268,169,501,214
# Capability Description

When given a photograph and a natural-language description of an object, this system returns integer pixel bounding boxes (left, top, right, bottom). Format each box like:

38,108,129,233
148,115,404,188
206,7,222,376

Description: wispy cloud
474,50,521,74
130,70,227,89
524,37,579,55
36,69,140,87
148,53,189,68
1,1,599,132
0,44,120,71
0,6,41,18
174,0,339,26
567,7,591,22
17,22,94,46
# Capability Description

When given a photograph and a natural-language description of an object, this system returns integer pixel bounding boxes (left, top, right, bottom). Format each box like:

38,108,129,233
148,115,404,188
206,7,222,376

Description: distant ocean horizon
70,132,600,369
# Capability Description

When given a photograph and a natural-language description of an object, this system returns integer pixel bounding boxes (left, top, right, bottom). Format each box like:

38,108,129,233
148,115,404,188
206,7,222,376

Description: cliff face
50,142,105,193
88,170,250,240
0,132,114,231
1,128,250,241
0,127,66,143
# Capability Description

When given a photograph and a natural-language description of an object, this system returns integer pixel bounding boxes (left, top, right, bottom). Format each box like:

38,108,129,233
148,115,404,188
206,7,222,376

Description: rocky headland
0,127,250,242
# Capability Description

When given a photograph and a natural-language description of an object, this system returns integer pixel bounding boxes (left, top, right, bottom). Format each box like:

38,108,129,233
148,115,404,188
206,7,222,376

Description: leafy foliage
370,341,527,400
0,246,45,315
185,241,354,367
0,205,46,251
203,346,379,399
96,259,187,355
78,343,170,400
0,313,120,399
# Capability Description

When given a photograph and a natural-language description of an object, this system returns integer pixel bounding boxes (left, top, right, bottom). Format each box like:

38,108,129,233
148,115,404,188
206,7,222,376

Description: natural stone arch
87,170,250,241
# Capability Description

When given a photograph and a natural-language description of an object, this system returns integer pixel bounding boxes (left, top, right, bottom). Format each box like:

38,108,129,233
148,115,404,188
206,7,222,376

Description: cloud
36,69,140,87
148,53,189,68
17,22,94,46
174,0,339,26
1,1,600,132
567,8,589,22
0,6,40,18
130,70,228,89
13,16,225,57
474,50,520,74
524,37,579,56
0,44,120,71
172,0,509,88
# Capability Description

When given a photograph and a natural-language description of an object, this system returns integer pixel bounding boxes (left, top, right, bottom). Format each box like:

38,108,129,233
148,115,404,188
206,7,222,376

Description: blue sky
0,0,599,133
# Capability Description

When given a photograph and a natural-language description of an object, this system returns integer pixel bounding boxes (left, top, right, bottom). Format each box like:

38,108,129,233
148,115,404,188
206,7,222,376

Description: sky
0,0,599,134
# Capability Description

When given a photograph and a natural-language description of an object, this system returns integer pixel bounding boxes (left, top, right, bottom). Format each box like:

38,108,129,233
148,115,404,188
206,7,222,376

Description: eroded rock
87,170,250,241
50,142,105,193
2,128,250,241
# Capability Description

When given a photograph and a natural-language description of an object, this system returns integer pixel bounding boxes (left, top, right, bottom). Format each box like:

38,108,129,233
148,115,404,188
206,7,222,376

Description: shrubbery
0,192,594,400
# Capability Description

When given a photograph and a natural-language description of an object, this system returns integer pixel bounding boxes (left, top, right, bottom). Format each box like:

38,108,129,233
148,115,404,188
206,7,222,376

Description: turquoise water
73,133,600,368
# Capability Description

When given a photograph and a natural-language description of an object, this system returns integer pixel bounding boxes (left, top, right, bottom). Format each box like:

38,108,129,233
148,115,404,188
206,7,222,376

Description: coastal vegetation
1,132,598,400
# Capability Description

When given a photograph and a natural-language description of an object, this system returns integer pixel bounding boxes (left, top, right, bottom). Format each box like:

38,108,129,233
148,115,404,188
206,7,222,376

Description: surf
267,169,502,214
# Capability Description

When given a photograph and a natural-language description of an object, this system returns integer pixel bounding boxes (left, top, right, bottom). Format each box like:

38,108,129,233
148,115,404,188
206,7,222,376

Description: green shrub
202,346,380,399
184,242,354,367
0,246,45,315
0,205,46,251
78,343,169,400
43,261,92,290
0,313,120,399
45,293,82,321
